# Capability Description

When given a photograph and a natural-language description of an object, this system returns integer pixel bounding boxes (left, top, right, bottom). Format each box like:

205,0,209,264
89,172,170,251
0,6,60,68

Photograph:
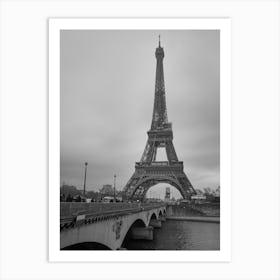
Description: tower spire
151,36,168,130
159,35,161,47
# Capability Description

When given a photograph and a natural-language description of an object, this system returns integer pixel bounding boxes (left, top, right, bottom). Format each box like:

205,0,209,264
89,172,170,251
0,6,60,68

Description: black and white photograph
59,28,221,251
2,1,280,279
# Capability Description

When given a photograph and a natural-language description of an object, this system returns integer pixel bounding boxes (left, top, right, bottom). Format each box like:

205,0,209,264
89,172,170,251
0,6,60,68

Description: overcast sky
60,30,220,198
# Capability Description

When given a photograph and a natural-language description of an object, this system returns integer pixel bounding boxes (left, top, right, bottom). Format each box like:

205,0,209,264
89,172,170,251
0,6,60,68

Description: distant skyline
60,30,220,198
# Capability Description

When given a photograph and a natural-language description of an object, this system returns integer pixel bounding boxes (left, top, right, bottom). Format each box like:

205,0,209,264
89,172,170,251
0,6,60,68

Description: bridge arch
131,176,186,200
120,218,147,248
126,218,146,229
149,213,157,222
61,242,111,250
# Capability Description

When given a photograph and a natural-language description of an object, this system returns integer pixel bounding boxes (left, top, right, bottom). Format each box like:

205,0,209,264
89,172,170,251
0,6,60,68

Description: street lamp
113,174,116,203
83,162,88,196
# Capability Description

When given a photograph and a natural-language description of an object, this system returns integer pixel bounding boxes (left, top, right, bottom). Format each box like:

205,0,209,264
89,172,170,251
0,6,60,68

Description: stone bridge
60,202,166,250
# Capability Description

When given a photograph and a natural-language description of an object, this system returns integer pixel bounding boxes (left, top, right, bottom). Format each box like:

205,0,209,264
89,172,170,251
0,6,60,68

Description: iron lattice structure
123,39,196,201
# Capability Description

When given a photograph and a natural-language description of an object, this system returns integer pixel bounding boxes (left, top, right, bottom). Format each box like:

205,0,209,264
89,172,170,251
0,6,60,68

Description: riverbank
167,216,220,223
166,203,220,218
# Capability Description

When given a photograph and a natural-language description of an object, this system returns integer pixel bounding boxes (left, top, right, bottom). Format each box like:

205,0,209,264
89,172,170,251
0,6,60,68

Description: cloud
60,30,220,196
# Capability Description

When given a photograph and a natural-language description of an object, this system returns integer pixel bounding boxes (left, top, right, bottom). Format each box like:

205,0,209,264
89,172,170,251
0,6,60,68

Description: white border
49,18,231,262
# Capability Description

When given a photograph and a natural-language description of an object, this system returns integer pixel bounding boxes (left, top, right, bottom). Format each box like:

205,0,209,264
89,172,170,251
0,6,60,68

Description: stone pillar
131,226,153,240
159,216,166,222
149,219,162,228
166,205,173,217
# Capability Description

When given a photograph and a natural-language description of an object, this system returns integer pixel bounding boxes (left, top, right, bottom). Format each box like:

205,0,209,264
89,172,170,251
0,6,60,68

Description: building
191,194,207,201
164,187,171,202
99,184,114,196
60,184,80,196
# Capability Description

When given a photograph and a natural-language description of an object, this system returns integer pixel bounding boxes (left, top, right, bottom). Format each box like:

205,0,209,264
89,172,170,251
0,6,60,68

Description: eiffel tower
123,37,196,201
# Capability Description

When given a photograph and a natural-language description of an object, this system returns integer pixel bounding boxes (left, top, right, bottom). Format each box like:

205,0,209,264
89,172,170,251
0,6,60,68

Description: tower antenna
159,35,161,47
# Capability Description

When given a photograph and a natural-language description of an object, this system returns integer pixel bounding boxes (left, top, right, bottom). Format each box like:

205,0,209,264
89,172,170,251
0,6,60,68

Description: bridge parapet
61,202,145,217
60,202,166,232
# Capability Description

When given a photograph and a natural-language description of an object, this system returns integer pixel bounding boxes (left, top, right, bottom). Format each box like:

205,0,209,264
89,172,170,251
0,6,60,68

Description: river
123,219,220,250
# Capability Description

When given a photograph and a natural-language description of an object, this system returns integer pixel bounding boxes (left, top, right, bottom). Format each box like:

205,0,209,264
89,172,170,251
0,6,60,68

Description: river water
123,219,220,250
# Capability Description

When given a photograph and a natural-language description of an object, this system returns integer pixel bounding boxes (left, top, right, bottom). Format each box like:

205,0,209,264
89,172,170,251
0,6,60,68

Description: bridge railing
60,202,166,220
61,202,137,218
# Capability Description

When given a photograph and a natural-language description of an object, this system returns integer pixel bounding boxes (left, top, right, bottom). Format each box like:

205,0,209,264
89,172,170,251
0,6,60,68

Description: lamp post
83,162,88,196
113,174,116,203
